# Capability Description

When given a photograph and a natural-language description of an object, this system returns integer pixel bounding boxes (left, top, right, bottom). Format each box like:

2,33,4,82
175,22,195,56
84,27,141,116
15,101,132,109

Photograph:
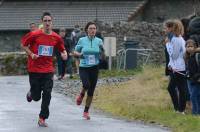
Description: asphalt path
0,76,170,132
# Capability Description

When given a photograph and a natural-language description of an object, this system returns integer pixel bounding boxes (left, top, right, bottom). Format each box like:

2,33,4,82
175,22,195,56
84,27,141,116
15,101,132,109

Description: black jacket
187,53,200,82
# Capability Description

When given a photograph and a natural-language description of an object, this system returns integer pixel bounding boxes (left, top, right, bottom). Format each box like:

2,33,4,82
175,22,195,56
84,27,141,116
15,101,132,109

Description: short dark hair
74,24,79,28
29,22,35,25
59,28,66,32
186,39,197,47
84,21,96,32
41,12,52,20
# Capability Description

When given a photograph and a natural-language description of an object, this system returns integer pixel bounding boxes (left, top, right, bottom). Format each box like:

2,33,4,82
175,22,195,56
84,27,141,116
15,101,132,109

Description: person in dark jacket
55,28,73,79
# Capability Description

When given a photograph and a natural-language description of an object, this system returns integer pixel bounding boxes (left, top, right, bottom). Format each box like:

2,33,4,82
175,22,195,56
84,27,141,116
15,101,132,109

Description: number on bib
38,45,53,56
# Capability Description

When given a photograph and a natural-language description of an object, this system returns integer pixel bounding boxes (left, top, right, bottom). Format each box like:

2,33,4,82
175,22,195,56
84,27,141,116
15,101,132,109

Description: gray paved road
0,76,170,132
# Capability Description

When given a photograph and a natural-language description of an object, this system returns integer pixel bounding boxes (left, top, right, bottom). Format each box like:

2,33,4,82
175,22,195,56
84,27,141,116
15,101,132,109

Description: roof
0,1,146,30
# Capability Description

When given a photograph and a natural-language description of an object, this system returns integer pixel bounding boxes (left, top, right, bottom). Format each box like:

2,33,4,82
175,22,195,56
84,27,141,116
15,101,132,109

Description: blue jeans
187,80,200,115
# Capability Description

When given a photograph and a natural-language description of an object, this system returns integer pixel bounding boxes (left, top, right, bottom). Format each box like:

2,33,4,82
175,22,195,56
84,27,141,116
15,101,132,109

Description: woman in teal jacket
73,21,104,120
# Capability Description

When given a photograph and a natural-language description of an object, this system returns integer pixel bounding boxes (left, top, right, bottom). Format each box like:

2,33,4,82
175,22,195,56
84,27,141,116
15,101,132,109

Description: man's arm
21,44,39,59
60,50,68,60
195,47,200,52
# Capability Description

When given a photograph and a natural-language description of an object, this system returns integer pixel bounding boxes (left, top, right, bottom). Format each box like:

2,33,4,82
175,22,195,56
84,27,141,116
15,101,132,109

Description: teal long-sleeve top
75,36,103,67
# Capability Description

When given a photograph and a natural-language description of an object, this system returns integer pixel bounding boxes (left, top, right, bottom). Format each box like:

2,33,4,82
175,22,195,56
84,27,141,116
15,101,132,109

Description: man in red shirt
21,12,67,127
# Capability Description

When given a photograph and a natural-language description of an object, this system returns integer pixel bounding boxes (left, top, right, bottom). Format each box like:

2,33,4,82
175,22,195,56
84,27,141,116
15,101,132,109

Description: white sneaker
53,75,58,80
180,112,185,115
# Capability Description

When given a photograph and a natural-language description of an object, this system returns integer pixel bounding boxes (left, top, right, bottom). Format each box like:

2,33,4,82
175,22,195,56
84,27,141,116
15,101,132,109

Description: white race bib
86,55,96,65
38,45,53,56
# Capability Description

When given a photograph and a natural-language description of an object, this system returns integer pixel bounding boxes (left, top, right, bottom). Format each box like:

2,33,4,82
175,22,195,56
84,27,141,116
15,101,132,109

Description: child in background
185,39,200,115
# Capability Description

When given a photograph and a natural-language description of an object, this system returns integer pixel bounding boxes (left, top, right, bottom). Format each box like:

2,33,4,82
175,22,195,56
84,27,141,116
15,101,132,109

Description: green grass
93,65,200,132
70,67,142,79
99,67,142,78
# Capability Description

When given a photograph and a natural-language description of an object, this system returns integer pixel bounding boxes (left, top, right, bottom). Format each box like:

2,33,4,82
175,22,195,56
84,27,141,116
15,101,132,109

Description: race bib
38,45,53,56
85,55,96,65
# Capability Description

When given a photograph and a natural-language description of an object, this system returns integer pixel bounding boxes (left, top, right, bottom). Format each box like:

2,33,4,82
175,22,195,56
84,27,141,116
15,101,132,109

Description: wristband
30,53,34,59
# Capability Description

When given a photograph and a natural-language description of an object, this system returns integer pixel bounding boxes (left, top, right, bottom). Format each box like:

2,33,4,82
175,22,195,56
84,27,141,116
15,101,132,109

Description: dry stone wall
0,52,27,75
98,21,165,64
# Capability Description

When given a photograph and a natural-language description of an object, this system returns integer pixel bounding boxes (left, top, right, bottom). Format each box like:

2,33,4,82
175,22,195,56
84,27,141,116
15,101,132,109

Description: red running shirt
21,29,65,73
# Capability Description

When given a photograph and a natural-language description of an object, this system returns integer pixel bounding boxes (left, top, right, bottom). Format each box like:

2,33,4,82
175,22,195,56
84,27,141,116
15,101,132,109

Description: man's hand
61,50,68,60
30,53,39,60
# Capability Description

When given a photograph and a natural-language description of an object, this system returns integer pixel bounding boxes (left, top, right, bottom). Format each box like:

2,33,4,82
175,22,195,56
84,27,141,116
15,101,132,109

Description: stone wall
143,0,196,23
98,21,165,64
0,52,27,75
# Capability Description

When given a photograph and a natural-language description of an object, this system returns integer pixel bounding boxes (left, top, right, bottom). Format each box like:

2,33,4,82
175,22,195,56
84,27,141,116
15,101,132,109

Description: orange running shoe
83,112,90,120
38,117,48,127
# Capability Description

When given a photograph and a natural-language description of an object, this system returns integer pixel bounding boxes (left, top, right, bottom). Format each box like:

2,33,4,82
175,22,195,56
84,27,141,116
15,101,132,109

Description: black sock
84,106,89,112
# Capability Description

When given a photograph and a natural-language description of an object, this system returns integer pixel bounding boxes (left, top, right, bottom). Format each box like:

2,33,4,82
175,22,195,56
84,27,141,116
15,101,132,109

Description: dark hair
74,24,79,28
41,12,52,20
189,35,200,46
59,28,66,32
185,39,197,47
164,19,174,28
181,18,190,30
29,22,36,26
184,39,197,63
84,21,96,32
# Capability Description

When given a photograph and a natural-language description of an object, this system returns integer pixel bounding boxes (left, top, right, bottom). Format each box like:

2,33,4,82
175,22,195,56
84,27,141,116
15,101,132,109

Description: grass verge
93,65,200,132
71,67,141,79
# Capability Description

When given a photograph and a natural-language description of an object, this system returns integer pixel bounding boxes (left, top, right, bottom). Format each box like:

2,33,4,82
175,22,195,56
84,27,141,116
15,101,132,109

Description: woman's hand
69,52,73,56
73,51,83,57
164,37,169,44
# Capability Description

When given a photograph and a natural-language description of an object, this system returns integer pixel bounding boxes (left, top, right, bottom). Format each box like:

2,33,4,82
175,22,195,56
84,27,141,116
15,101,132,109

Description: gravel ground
53,76,133,99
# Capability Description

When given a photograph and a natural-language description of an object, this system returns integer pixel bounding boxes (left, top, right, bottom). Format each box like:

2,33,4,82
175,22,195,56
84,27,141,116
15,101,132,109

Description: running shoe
38,117,48,127
76,94,84,105
83,112,90,120
58,76,63,80
26,91,32,102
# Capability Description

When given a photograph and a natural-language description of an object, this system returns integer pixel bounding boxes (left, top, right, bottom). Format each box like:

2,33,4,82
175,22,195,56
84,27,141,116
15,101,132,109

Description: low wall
0,52,27,75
